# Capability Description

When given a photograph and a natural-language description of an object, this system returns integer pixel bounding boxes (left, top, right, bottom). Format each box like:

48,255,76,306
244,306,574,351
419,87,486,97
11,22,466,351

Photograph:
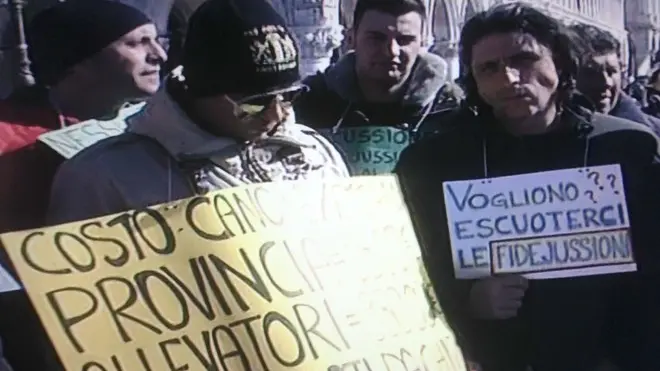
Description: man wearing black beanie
0,1,166,370
47,0,348,224
28,0,167,118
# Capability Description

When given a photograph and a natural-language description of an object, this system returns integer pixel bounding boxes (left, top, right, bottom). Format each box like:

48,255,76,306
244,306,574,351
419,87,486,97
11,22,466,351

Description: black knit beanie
28,0,153,85
182,0,301,97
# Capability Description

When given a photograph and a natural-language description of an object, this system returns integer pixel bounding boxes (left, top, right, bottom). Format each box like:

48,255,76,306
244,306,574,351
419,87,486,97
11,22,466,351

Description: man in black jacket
396,3,660,371
570,23,660,136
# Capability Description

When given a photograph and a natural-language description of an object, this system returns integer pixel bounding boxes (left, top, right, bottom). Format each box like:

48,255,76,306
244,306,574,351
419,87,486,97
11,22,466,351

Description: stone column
626,0,659,76
432,41,459,80
270,0,344,77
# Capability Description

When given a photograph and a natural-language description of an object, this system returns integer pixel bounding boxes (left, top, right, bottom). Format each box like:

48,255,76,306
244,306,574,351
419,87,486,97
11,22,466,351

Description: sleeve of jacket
606,132,660,371
0,337,13,371
394,141,480,356
634,146,660,371
47,157,127,226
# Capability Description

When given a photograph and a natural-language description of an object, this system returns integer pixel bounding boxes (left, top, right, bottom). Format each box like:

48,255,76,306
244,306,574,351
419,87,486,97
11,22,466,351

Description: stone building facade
1,0,659,97
626,0,660,76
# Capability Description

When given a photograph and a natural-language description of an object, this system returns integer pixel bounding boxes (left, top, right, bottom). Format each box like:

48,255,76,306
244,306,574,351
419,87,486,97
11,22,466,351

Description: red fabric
0,97,76,233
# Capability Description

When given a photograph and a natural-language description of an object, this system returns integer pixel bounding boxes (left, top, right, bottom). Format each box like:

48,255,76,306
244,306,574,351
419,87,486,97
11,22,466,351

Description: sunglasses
234,85,308,115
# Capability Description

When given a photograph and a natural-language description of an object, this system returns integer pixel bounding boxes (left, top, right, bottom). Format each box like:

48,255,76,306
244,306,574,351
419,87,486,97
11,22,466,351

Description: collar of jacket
322,51,449,108
127,86,237,160
463,94,595,139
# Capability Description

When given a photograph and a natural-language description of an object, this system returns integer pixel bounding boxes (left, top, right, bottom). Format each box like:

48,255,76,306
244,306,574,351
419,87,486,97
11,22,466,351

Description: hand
469,275,528,319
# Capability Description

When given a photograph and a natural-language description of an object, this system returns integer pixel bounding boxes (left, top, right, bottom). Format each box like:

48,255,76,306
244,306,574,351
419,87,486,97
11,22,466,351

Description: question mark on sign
606,173,619,194
587,171,604,190
584,190,597,204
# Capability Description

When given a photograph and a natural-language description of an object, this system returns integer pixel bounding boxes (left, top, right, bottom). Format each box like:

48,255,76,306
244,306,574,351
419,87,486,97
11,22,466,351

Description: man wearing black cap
27,0,166,116
46,0,348,225
0,0,166,232
0,1,165,369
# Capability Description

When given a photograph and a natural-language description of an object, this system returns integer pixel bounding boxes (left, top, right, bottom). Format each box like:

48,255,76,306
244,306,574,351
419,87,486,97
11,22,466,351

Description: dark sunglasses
235,85,308,106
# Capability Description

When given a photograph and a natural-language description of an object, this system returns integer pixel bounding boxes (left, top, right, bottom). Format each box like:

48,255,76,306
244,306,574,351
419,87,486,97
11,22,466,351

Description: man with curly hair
397,3,660,370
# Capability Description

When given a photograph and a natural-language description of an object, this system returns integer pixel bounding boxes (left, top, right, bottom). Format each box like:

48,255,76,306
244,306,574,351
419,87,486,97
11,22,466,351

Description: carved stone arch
464,0,479,23
268,0,288,19
431,0,455,45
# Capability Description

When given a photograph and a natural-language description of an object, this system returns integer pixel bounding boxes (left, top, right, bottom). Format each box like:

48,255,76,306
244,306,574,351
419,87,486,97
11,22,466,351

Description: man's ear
619,60,627,73
344,27,355,50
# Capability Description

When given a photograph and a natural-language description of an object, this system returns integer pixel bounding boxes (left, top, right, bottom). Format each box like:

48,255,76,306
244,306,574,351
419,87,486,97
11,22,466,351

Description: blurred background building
0,0,659,97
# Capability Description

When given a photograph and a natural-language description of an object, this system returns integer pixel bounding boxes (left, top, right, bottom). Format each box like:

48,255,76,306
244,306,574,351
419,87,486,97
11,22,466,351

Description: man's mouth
377,61,400,69
596,95,612,107
502,94,531,102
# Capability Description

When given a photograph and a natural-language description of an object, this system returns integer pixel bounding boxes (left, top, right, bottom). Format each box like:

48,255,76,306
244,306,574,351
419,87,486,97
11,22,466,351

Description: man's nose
502,65,521,85
601,72,614,88
147,40,168,64
385,38,401,58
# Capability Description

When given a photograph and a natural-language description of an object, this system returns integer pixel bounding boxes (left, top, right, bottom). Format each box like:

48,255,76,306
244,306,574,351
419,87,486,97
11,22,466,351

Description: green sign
321,126,413,175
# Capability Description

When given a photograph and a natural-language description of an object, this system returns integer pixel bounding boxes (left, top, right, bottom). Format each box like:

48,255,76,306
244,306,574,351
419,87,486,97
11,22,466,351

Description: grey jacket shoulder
590,112,660,138
589,112,660,158
47,133,192,226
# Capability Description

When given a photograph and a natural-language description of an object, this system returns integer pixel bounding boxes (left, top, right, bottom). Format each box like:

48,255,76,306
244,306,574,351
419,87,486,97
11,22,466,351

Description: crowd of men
0,0,660,370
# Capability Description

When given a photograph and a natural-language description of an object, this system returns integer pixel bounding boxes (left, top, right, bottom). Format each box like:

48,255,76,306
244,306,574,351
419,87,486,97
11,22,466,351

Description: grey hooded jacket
47,87,349,225
294,50,454,132
293,51,455,175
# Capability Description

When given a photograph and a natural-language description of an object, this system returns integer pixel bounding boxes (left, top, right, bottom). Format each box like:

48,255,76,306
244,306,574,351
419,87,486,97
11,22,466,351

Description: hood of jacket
322,51,448,108
126,85,349,185
127,87,237,159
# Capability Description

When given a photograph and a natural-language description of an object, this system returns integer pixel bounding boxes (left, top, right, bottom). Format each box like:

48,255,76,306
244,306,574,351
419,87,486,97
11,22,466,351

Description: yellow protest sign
1,176,466,371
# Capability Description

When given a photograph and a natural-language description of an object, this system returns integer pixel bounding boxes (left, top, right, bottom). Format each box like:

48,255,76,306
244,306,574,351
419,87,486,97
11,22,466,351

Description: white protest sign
443,164,635,279
39,102,145,159
0,264,20,293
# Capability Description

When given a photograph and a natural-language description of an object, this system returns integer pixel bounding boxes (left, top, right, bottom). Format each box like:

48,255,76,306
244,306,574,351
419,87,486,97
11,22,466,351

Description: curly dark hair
569,23,621,58
459,2,582,112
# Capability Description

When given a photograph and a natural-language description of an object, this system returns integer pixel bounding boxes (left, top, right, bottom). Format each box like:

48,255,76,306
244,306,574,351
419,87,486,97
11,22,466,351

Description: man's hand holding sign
469,275,528,320
444,165,634,321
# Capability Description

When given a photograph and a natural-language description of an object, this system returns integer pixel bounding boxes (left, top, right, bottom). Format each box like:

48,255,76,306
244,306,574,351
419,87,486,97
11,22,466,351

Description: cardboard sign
39,102,145,159
321,127,412,175
1,177,466,371
443,165,635,279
